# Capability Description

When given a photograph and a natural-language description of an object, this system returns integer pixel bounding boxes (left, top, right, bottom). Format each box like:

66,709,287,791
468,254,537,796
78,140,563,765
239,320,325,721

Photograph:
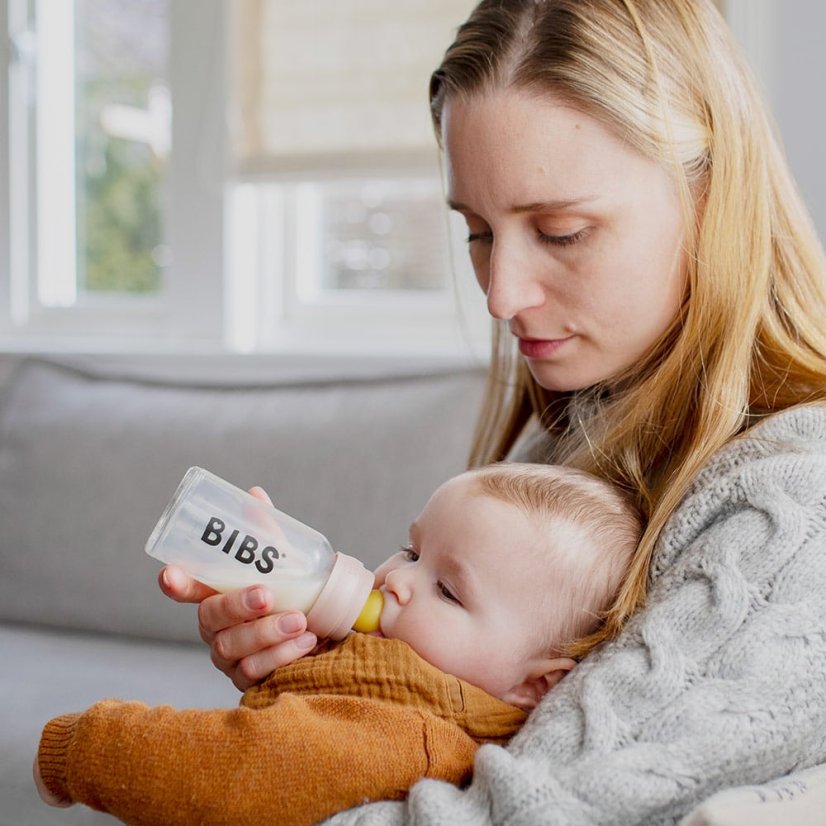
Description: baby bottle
145,467,383,639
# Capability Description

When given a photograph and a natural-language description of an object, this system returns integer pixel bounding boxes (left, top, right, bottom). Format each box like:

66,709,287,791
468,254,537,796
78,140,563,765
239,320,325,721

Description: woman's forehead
440,90,649,211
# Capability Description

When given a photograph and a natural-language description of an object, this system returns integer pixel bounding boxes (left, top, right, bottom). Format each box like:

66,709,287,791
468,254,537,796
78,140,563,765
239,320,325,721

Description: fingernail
278,613,304,634
295,632,317,651
244,588,267,611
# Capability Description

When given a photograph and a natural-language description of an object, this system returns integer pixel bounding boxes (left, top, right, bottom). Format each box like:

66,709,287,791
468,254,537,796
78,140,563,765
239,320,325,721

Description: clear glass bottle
145,467,382,639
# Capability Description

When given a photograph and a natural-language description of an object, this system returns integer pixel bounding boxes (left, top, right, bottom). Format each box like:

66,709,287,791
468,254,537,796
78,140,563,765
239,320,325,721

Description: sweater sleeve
323,405,826,826
36,692,479,826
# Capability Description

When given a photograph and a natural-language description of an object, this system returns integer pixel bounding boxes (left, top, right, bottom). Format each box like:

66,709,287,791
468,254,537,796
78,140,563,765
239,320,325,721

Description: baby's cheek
388,617,439,662
412,632,466,677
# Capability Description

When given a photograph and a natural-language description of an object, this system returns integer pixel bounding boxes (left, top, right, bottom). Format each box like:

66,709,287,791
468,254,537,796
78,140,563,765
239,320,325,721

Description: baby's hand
33,757,72,808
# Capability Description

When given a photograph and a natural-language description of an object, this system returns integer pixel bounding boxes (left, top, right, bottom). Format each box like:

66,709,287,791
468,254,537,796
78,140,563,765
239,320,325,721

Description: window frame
0,0,227,350
224,170,488,357
0,0,487,359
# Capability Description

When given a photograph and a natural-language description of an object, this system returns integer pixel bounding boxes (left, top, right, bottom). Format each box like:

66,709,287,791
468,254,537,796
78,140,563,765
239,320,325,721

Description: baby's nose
384,568,412,605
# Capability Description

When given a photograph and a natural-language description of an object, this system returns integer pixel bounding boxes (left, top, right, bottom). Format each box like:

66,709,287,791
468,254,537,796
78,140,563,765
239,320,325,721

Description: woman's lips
517,335,575,359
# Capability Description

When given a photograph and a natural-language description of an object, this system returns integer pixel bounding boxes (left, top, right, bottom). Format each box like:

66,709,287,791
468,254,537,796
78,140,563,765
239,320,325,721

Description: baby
35,462,641,826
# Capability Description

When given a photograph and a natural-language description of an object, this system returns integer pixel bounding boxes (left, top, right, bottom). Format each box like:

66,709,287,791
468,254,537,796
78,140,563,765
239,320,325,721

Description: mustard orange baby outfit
37,634,526,826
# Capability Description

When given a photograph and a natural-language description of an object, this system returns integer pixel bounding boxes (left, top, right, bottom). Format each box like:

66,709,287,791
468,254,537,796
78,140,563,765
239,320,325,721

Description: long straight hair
430,0,826,654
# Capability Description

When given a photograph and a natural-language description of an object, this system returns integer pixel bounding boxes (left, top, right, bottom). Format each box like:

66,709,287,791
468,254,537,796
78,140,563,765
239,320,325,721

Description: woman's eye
437,581,460,605
400,546,419,562
537,228,589,247
466,230,493,244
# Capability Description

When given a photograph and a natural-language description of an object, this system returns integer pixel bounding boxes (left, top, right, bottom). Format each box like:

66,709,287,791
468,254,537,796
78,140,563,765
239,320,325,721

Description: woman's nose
485,244,546,321
383,568,412,605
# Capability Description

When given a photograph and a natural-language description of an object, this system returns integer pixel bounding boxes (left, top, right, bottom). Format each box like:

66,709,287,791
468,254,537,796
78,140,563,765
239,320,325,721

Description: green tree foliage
79,132,163,294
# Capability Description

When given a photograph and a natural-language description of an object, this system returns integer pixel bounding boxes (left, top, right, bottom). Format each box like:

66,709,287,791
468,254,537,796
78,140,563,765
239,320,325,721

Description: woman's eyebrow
447,196,599,213
511,196,599,213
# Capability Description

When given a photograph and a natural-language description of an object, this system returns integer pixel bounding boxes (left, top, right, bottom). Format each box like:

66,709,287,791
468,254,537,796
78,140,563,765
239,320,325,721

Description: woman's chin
523,360,611,393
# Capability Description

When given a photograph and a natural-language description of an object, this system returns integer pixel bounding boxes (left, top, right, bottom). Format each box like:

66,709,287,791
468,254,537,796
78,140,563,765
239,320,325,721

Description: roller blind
229,0,477,174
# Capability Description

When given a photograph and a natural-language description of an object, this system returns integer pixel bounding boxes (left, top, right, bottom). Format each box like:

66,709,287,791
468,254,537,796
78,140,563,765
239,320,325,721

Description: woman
162,1,826,822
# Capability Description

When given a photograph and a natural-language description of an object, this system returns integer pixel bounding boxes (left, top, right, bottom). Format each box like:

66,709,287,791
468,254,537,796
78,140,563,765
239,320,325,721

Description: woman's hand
157,485,318,691
33,758,72,808
159,566,317,691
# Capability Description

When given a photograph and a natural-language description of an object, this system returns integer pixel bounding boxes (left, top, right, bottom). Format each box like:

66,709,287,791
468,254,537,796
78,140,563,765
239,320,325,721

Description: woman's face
442,90,687,391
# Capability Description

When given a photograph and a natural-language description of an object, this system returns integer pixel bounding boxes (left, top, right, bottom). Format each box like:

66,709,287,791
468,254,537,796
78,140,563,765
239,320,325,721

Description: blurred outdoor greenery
74,0,166,295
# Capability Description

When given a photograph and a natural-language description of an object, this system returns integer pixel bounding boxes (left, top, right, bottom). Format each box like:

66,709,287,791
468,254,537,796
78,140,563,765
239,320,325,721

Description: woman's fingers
247,485,273,505
208,606,312,660
207,610,317,690
196,585,275,642
158,565,217,604
157,519,320,691
197,588,317,689
217,626,319,690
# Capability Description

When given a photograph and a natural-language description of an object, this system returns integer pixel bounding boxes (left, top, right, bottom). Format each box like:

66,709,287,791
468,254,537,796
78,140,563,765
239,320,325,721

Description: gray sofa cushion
0,359,484,643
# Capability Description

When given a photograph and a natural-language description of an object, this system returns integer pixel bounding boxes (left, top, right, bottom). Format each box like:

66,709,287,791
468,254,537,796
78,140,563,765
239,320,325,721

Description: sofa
3,353,826,826
0,353,486,824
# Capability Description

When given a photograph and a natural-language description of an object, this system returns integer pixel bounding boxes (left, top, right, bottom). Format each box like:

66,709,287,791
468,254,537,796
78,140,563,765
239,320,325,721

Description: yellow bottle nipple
352,589,384,633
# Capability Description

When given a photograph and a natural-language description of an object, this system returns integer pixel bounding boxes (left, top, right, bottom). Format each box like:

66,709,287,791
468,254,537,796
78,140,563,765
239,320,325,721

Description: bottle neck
304,552,375,640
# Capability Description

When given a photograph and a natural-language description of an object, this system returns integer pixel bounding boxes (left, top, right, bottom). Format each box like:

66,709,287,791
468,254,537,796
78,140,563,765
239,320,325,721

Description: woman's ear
499,657,577,711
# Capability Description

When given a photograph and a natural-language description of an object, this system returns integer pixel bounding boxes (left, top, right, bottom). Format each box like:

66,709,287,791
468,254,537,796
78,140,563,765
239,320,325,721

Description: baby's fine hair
469,462,643,656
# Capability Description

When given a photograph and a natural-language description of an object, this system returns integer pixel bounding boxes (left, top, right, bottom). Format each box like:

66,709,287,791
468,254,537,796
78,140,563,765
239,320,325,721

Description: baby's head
375,463,641,710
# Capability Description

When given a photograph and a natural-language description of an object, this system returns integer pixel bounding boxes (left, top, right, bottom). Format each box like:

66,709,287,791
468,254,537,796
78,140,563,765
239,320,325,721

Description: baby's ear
500,657,577,711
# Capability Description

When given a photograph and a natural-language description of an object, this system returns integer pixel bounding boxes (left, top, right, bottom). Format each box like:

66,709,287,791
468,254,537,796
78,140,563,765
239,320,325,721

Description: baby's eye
437,581,460,605
400,546,419,562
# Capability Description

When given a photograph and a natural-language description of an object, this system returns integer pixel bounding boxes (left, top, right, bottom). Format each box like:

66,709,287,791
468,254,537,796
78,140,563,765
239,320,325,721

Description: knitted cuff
38,713,81,803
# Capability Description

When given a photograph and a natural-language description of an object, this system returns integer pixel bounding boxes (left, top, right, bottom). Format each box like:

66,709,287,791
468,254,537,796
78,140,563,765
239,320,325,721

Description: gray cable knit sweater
324,403,826,825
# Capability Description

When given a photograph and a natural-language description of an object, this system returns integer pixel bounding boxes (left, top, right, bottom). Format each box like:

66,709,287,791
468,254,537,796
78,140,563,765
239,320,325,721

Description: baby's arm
33,752,72,807
35,693,478,826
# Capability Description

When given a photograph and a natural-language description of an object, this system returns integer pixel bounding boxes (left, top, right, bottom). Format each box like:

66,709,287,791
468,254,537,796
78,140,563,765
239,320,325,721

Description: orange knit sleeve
36,693,478,826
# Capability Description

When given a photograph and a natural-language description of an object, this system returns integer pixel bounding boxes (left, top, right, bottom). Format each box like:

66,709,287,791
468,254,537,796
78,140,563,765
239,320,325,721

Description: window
2,0,187,343
34,0,170,307
225,0,485,355
1,1,229,347
74,0,169,297
0,0,485,357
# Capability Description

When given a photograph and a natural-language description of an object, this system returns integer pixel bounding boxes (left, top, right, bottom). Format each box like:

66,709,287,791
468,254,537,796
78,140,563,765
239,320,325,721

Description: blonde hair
468,463,642,656
431,0,826,654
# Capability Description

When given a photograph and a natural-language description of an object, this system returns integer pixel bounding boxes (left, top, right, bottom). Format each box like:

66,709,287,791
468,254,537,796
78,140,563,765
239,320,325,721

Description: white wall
772,1,826,240
727,0,826,240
